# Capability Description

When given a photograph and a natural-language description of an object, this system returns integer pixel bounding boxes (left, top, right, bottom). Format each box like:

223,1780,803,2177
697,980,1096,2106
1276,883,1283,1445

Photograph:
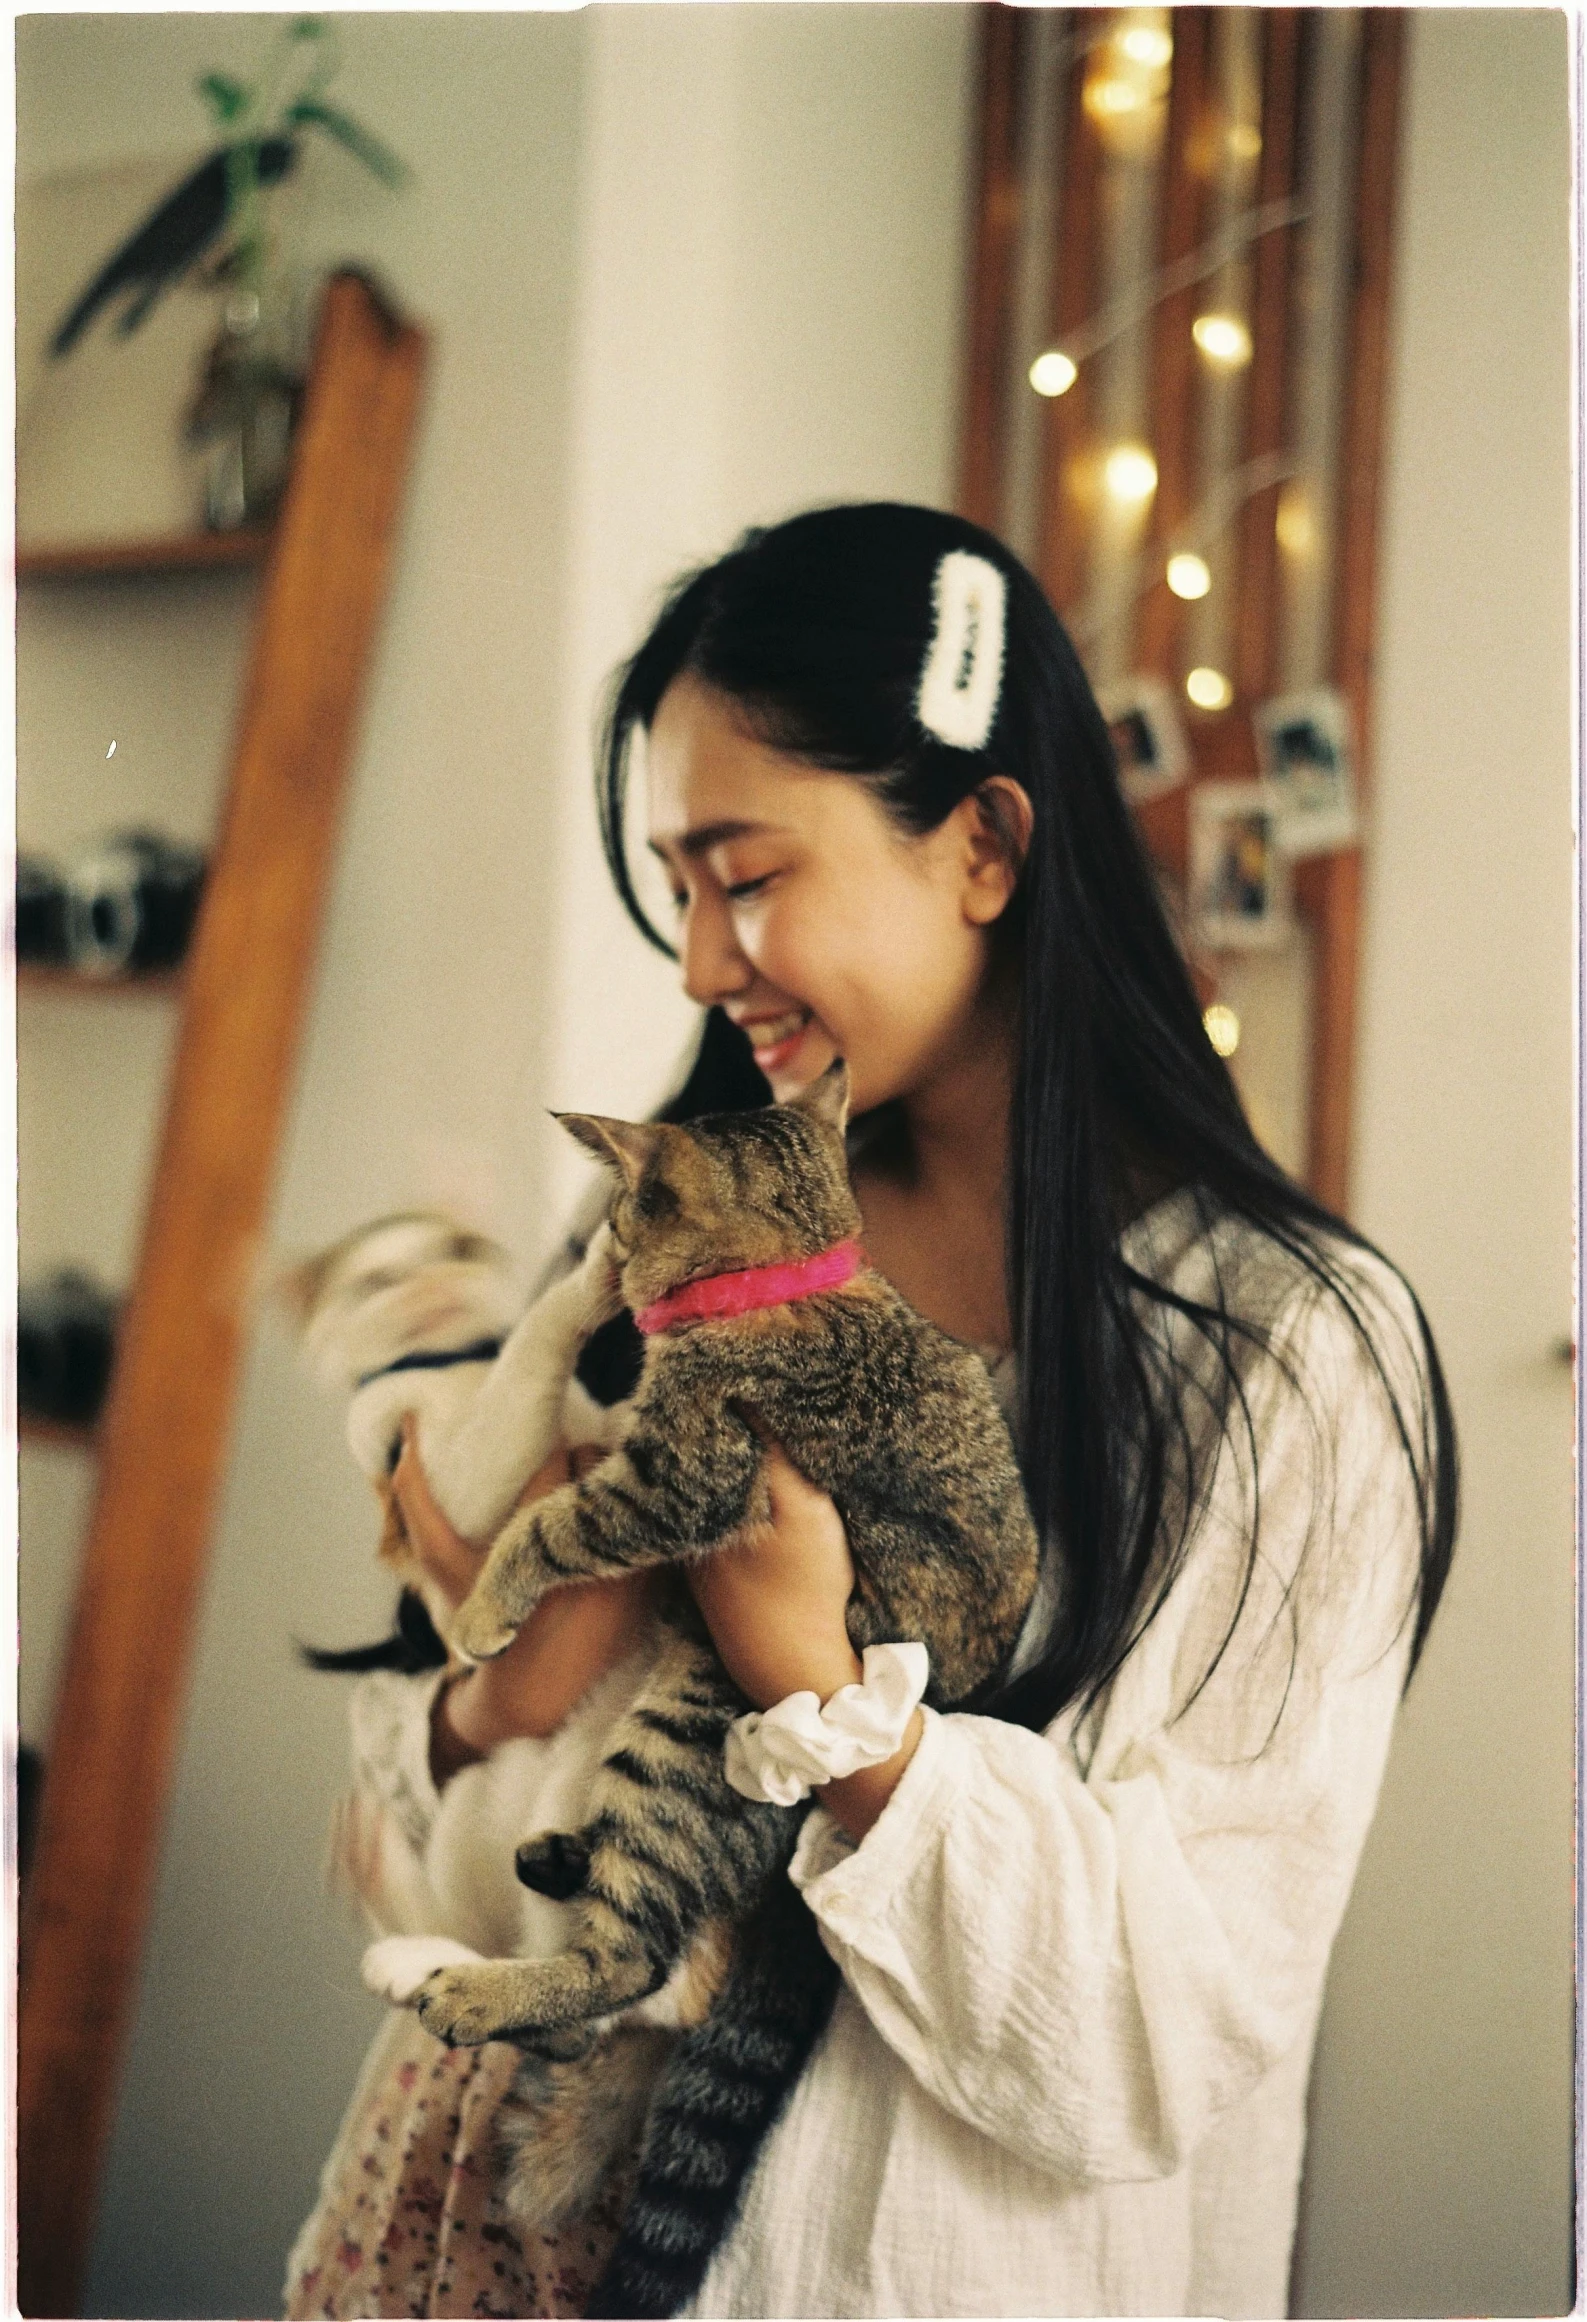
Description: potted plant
50,17,406,529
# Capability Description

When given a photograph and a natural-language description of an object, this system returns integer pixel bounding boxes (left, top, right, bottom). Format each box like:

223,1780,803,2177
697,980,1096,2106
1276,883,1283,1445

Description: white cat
287,1212,717,2223
289,1211,625,1564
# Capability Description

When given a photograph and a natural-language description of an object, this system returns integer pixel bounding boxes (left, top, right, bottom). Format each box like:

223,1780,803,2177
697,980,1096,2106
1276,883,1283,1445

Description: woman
287,502,1455,2320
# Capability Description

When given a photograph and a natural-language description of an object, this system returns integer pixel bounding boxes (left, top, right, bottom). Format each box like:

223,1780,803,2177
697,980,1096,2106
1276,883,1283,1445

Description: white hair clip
916,550,1007,752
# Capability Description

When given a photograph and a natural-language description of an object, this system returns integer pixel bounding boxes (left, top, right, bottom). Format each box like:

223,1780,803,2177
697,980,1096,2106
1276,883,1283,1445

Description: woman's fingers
390,1418,487,1609
687,1436,861,1710
391,1426,600,1609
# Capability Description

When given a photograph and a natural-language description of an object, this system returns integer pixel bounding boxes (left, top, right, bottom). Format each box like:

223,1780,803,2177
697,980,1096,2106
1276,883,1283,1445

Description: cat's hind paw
515,1829,591,1899
362,1933,484,2005
412,1957,542,2048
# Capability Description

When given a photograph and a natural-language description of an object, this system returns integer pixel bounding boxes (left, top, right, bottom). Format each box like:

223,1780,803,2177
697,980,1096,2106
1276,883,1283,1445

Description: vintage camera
62,829,206,977
15,855,70,965
18,1268,119,1427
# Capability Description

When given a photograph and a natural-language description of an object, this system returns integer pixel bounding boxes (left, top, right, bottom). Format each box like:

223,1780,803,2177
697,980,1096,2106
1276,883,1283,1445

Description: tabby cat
397,1059,1039,2314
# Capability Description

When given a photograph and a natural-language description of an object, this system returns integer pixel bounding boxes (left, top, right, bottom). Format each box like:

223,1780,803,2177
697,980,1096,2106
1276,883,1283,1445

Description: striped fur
590,1872,841,2318
414,1064,1038,2311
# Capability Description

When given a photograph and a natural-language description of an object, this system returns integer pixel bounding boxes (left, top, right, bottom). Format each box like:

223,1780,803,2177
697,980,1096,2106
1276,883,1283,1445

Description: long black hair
598,501,1457,1735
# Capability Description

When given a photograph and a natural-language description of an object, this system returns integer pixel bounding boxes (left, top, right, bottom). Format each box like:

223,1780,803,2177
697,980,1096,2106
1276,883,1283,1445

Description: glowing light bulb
1192,312,1253,368
1118,23,1173,68
1029,349,1078,398
1086,75,1148,120
1227,122,1263,162
1186,665,1233,711
1166,552,1211,601
1102,444,1158,505
1203,1002,1241,1058
1275,485,1315,557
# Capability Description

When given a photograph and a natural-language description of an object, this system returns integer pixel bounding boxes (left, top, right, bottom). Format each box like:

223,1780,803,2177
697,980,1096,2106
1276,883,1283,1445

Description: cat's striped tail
589,1868,841,2319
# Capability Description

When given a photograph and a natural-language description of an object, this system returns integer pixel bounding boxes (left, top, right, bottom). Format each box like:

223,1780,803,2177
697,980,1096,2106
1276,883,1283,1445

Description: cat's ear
554,1113,664,1189
788,1058,850,1137
446,1227,506,1267
273,1245,339,1326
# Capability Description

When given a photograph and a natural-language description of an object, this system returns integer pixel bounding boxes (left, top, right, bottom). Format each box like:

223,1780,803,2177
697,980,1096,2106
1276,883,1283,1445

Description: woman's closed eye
668,871,774,916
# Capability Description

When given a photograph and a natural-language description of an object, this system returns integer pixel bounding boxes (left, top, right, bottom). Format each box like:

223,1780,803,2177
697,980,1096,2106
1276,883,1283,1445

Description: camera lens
62,830,206,977
17,1269,118,1426
16,856,69,965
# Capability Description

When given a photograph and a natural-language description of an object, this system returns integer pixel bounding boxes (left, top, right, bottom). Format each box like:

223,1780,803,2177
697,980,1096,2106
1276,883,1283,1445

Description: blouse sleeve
347,1666,449,1855
788,1265,1429,2186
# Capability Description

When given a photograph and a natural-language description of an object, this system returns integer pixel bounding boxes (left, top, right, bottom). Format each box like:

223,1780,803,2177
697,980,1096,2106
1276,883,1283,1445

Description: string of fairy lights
1008,8,1343,1072
1022,12,1318,728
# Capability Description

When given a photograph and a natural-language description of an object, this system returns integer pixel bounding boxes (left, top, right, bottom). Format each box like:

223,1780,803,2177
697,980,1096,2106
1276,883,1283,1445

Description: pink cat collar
634,1238,866,1336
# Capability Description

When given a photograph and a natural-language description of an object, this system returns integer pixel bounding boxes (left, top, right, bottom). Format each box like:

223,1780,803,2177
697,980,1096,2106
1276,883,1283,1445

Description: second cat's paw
576,1222,623,1330
363,1933,484,2005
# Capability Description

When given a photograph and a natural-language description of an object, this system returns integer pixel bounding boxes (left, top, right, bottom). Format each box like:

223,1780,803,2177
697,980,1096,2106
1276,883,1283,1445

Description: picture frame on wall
1189,781,1292,952
1252,684,1360,855
1099,674,1191,803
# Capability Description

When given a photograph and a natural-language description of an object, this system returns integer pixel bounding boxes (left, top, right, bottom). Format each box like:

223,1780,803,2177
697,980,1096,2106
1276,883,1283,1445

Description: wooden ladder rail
16,270,428,2319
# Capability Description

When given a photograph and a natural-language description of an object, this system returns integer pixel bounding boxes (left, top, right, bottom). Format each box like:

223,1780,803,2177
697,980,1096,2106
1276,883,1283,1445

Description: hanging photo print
1190,782,1292,952
1099,674,1190,804
1252,685,1360,855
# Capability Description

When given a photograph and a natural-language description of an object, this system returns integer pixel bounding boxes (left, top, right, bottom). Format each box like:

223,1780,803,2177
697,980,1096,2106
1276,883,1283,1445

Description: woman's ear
959,776,1034,927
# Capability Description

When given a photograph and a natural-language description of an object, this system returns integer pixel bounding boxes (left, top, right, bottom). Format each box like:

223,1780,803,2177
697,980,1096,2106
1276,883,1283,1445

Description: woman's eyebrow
647,819,780,862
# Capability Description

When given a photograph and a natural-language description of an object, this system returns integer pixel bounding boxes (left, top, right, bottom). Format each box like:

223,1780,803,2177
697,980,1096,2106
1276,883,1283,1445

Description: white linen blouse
686,1192,1429,2319
337,1190,1429,2320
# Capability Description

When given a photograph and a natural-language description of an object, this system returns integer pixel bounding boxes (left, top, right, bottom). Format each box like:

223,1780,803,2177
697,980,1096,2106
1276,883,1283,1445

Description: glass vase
187,286,301,532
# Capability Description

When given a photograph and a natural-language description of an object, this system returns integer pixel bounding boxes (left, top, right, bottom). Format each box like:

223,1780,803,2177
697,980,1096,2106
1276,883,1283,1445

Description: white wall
1293,13,1575,2316
17,12,1574,2321
542,3,976,1219
15,12,974,2315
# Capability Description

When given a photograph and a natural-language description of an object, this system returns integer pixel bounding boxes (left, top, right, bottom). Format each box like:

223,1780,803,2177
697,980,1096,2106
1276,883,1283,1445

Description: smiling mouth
740,1008,811,1066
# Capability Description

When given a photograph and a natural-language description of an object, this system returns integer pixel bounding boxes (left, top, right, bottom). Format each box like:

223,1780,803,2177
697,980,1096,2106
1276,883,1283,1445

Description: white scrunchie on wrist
723,1642,930,1808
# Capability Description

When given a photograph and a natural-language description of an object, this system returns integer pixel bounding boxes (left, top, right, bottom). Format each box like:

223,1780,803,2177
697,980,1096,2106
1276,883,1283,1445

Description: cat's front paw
413,1958,536,2047
450,1512,551,1663
450,1577,527,1665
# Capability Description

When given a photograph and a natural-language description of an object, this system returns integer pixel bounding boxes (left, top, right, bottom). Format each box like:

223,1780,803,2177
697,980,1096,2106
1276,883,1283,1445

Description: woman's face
646,673,1024,1114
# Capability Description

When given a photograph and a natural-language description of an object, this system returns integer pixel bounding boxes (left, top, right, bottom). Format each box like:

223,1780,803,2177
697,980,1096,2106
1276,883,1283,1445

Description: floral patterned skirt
283,2007,631,2320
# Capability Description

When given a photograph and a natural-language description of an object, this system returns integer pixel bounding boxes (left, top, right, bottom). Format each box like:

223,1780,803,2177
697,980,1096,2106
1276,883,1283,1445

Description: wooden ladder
16,269,428,2318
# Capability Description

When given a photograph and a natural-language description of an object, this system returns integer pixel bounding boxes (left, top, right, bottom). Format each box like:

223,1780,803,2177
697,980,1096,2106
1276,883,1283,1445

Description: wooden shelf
16,528,273,582
17,270,431,2319
19,1412,100,1453
18,963,185,998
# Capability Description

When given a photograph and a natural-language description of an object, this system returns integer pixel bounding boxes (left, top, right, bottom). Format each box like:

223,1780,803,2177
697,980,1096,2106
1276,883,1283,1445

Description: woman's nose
680,891,754,1008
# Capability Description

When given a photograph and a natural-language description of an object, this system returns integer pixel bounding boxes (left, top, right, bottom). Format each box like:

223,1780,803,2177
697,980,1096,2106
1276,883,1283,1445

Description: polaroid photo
1189,782,1292,952
1252,685,1360,854
1099,675,1191,804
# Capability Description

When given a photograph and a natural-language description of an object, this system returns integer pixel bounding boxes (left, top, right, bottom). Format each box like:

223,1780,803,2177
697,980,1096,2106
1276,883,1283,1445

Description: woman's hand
686,1438,922,1840
389,1422,654,1781
389,1415,495,1606
686,1439,859,1709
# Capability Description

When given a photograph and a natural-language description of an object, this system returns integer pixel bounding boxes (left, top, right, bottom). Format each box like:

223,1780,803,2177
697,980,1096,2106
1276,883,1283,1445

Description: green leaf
197,71,251,125
284,97,408,188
